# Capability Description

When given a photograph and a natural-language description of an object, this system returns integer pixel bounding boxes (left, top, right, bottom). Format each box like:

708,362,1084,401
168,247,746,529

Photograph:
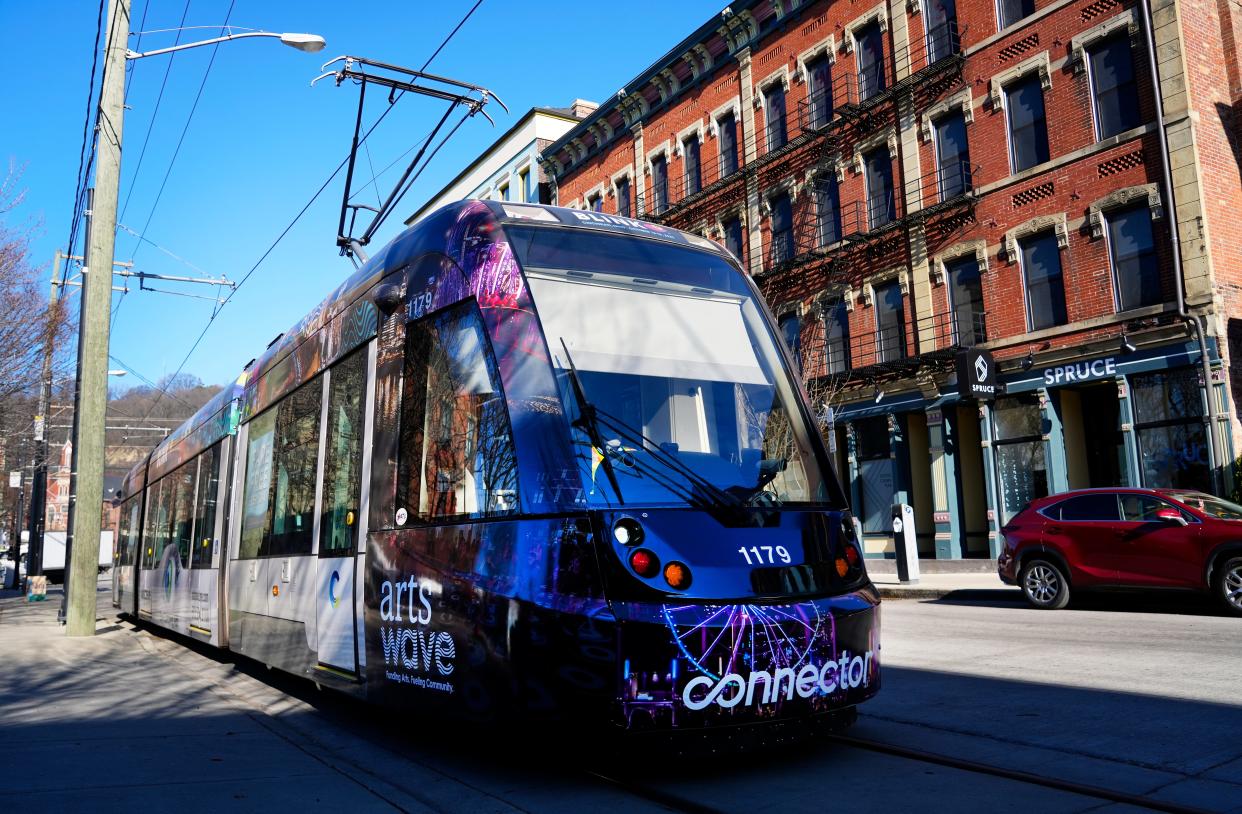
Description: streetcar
112,200,880,734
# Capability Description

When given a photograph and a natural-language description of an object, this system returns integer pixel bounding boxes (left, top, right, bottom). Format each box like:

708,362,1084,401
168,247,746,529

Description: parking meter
891,503,919,584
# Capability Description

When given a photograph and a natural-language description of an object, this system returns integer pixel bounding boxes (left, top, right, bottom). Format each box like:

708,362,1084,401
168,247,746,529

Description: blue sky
1,0,718,392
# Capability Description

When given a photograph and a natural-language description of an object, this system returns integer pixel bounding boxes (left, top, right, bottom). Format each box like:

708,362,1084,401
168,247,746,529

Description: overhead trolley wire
346,0,485,203
136,0,485,424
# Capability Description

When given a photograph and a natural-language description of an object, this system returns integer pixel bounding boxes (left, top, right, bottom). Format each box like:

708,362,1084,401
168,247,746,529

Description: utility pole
66,0,129,636
13,466,27,592
60,190,91,627
25,249,63,592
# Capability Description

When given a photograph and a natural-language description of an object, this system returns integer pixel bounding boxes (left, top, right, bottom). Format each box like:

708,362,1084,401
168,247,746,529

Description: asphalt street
1,580,1239,813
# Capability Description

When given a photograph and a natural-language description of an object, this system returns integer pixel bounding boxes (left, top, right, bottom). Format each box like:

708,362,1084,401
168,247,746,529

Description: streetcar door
315,347,368,676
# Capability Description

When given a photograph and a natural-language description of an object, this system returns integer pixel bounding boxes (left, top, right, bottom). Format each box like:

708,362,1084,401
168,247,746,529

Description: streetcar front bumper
610,587,880,731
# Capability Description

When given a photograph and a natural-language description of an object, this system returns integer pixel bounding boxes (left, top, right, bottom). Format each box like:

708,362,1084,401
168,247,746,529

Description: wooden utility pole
25,249,62,591
66,0,129,636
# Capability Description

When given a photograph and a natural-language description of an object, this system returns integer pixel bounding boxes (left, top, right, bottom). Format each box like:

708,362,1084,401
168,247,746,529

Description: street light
127,30,326,60
62,0,325,637
106,370,127,377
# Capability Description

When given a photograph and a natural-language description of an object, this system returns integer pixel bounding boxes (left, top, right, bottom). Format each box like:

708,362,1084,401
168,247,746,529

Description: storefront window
992,395,1048,520
1131,370,1210,492
855,417,893,534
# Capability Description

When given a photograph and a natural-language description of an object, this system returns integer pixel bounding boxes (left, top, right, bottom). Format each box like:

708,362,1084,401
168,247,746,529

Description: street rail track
586,732,1218,814
822,732,1215,814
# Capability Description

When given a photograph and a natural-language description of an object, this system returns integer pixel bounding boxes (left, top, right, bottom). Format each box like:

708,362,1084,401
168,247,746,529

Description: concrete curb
876,586,1023,601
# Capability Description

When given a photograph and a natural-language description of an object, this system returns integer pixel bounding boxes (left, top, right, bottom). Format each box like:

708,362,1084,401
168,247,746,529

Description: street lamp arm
127,31,325,60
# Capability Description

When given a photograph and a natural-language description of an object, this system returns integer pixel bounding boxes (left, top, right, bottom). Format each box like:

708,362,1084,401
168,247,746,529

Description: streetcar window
397,301,518,523
170,460,197,570
121,496,141,567
239,408,277,560
143,477,168,570
321,348,367,554
237,377,324,558
191,444,221,569
270,380,323,556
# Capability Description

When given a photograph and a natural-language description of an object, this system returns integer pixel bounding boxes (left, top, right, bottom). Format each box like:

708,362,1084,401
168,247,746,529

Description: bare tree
0,165,71,425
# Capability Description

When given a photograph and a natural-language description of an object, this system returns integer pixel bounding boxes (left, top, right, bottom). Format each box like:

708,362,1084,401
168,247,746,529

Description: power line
122,0,152,101
63,0,108,262
348,0,485,201
135,0,485,423
117,0,193,227
107,355,200,412
128,0,236,264
420,0,484,72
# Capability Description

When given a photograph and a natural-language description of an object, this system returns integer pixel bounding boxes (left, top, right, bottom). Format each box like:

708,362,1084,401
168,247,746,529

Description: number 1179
738,545,791,565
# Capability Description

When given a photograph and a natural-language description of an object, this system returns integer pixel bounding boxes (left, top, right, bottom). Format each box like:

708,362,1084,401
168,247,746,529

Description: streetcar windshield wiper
558,340,624,504
724,457,788,506
588,405,747,513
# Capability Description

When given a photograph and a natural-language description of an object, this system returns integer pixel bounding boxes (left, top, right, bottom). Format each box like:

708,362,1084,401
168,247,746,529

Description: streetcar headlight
629,548,659,578
663,561,692,591
613,517,644,547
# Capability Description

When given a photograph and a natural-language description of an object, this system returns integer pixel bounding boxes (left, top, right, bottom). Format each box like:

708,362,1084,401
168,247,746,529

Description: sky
1,0,719,392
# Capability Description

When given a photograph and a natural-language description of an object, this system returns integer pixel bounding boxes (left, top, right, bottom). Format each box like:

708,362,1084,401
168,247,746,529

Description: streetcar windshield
507,225,834,509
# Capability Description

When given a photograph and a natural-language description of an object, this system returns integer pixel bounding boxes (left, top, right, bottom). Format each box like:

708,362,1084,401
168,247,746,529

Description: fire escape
776,21,984,389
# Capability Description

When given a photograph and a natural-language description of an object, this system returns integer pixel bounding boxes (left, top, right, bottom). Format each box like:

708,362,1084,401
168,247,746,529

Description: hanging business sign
956,348,997,400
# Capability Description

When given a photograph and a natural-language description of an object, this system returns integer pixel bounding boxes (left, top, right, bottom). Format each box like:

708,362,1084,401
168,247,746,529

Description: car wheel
1212,556,1242,617
1020,559,1070,610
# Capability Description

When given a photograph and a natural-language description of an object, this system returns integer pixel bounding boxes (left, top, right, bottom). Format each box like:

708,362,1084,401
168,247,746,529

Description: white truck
28,531,113,583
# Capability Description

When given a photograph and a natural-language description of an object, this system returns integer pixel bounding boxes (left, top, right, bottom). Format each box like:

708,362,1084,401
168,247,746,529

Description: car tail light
835,557,849,577
629,548,659,578
663,561,692,590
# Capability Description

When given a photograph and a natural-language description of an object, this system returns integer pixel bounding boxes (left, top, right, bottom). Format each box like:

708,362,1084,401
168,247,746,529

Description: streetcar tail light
630,548,659,578
663,561,692,591
613,517,644,546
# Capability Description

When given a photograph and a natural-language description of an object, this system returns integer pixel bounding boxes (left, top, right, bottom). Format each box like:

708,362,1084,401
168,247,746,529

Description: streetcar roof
121,201,734,493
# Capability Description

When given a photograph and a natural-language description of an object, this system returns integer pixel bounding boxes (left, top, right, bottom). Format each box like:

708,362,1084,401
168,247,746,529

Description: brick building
543,0,1242,559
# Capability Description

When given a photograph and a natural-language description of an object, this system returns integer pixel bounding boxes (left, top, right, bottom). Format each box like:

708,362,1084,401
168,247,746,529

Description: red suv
998,488,1242,615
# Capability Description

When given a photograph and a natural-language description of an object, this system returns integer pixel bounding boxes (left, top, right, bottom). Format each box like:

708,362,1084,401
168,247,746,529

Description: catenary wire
63,0,108,263
346,0,485,202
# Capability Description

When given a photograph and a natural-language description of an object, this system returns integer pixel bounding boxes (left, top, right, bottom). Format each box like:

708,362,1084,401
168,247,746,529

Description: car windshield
1166,491,1242,520
507,225,833,509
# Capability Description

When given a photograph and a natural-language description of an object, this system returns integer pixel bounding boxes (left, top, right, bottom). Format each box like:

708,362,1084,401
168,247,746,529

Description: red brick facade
544,0,1242,554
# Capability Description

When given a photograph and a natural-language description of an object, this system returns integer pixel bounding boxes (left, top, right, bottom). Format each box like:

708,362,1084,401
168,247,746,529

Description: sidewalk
0,582,437,812
0,581,681,813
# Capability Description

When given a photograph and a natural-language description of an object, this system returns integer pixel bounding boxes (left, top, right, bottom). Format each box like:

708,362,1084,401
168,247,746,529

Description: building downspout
1137,0,1224,493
